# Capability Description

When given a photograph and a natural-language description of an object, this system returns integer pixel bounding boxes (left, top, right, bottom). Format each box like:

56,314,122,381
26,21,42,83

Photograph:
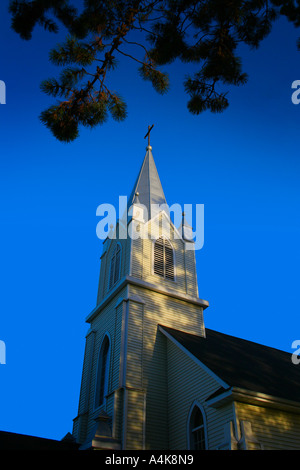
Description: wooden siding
125,389,146,449
166,339,235,450
74,205,205,448
126,284,205,449
112,387,124,441
73,287,126,443
126,299,144,389
97,234,131,304
235,401,300,450
72,200,300,451
129,285,204,338
131,213,199,298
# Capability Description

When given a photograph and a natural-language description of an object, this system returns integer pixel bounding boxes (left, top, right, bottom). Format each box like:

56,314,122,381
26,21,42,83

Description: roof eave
206,386,300,414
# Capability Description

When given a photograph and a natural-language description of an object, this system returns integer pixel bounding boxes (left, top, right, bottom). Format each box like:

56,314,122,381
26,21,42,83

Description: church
71,136,300,451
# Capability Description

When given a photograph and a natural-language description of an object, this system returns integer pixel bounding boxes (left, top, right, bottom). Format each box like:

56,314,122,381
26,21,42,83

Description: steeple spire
129,129,167,221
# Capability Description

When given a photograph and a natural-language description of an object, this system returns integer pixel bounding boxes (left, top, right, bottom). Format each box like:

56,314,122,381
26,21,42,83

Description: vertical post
144,124,154,147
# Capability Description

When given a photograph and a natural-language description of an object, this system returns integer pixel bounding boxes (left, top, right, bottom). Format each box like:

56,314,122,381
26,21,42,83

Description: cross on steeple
144,124,154,148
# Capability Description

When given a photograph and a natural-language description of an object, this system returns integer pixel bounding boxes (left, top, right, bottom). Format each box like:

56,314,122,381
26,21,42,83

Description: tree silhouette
9,0,300,142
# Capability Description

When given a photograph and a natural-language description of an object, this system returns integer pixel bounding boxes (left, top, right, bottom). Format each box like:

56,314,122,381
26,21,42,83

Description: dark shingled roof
160,326,300,404
0,431,79,450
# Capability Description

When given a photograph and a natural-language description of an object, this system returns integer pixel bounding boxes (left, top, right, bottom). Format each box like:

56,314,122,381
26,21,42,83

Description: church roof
0,430,79,450
160,326,300,404
128,145,167,220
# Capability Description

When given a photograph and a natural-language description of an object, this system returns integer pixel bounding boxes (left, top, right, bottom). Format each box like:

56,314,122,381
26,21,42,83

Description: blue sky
0,2,300,440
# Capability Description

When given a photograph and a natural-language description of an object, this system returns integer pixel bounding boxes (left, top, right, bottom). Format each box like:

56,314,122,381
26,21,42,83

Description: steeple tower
72,134,208,450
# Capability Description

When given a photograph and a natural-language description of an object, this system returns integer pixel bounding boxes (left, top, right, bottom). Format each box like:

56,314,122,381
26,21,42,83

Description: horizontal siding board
126,283,205,449
126,390,145,449
166,340,234,450
75,287,126,443
97,236,131,303
236,402,300,450
126,300,143,388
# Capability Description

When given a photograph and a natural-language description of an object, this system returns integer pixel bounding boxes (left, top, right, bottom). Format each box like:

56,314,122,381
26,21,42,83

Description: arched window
95,335,110,408
109,244,121,289
154,237,174,280
188,405,207,450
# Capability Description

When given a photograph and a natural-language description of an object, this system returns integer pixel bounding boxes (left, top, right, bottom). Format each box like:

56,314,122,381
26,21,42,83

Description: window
188,405,207,450
109,244,121,289
95,335,110,408
154,237,174,280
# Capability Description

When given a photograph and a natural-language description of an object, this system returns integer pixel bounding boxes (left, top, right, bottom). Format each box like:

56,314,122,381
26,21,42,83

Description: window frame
94,333,111,410
187,401,208,450
108,243,121,290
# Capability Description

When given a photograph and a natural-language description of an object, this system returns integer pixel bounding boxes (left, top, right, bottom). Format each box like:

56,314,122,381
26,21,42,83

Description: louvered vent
154,237,174,281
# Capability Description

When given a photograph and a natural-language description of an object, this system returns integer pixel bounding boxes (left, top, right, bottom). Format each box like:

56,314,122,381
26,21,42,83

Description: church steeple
73,131,208,450
128,132,167,221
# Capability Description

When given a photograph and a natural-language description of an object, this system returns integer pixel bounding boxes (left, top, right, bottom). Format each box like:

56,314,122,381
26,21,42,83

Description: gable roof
128,146,167,220
160,325,300,404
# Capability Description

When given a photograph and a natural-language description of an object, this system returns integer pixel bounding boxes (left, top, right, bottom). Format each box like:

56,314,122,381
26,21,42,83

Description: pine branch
9,0,300,142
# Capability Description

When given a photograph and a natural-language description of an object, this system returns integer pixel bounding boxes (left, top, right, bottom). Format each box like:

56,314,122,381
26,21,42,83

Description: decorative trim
144,209,182,242
232,387,300,414
122,388,128,449
127,276,208,308
143,392,146,450
119,297,129,388
205,388,233,408
81,330,96,415
127,294,146,305
206,385,300,414
86,275,209,323
115,297,124,308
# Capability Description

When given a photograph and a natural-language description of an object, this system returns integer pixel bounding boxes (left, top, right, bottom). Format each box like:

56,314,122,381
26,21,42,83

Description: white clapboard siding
166,339,235,450
74,286,126,442
235,402,300,450
74,201,205,448
125,284,205,449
